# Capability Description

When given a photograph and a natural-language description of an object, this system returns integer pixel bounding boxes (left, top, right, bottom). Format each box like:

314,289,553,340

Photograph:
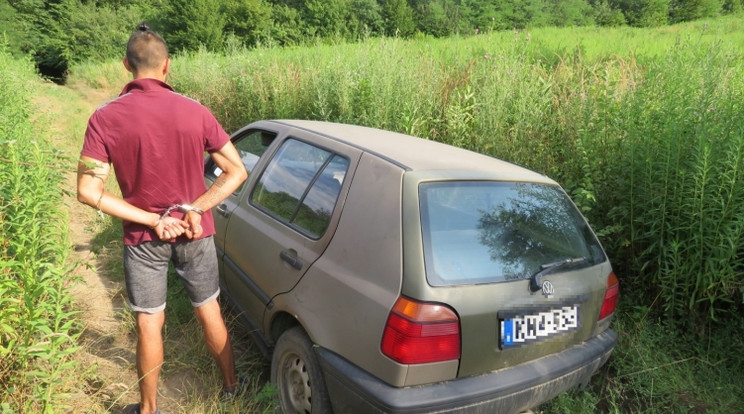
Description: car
204,120,619,414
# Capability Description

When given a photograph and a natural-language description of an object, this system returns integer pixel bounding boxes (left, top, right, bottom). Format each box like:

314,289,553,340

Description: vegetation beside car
1,16,742,413
4,0,740,79
0,45,80,412
83,17,744,411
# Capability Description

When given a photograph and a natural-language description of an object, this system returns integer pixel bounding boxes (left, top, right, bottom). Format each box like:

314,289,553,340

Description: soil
35,80,203,413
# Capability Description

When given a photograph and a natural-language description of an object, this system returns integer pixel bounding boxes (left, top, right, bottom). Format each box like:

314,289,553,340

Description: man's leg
136,310,165,414
194,299,238,390
124,242,170,414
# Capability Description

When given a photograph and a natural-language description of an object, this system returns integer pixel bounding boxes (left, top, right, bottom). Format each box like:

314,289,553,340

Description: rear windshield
419,181,606,286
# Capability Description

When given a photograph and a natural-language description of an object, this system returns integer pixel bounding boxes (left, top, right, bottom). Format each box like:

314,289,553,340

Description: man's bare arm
190,141,248,212
77,155,187,239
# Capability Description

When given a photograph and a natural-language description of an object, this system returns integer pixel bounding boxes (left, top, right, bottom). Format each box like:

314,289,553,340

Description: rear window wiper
529,257,586,293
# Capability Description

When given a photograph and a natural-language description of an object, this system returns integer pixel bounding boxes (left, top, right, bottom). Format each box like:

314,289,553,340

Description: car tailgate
442,262,612,377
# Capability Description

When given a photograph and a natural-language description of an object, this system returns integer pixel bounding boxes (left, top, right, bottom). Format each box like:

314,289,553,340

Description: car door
221,127,362,326
205,127,277,277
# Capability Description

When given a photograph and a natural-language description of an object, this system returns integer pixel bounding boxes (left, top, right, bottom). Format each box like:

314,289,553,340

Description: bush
0,44,80,413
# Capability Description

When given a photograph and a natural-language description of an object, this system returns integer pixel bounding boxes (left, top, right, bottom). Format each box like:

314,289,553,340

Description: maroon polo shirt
81,78,230,245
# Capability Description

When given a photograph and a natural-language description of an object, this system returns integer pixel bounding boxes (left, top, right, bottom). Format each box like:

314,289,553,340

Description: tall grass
0,46,81,412
157,16,744,329
66,15,744,412
620,39,744,325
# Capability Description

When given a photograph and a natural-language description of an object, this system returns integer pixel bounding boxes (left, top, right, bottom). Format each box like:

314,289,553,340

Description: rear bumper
317,329,617,414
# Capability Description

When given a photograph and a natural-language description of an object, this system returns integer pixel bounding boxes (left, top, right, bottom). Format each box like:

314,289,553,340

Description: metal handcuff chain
151,204,204,229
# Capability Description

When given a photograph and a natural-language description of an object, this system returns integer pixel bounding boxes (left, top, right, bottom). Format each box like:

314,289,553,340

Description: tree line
3,0,742,80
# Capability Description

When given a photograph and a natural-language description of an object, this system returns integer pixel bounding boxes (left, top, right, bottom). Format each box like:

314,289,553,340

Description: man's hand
183,210,203,239
154,215,188,240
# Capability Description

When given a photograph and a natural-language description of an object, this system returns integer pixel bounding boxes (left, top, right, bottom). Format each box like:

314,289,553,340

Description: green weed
60,15,744,413
0,44,81,412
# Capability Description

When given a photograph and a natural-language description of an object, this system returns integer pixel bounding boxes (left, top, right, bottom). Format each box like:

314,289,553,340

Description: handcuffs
151,204,204,229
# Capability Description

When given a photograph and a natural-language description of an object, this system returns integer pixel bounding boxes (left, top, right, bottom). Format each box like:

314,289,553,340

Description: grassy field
5,14,743,413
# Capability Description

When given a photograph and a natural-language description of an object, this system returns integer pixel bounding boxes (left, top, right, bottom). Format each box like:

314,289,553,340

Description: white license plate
500,305,579,347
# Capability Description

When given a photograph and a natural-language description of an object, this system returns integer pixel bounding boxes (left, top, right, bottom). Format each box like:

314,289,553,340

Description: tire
271,326,333,414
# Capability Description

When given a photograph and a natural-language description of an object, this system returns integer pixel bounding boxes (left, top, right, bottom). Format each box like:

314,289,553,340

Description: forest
3,0,743,79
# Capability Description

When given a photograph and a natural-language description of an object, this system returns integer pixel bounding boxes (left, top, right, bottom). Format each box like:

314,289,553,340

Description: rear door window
251,138,349,239
419,181,606,286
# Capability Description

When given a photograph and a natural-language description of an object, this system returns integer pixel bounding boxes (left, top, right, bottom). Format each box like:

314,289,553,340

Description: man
77,22,248,414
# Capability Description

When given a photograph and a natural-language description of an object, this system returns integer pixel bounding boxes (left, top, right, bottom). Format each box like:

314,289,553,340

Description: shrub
0,44,80,413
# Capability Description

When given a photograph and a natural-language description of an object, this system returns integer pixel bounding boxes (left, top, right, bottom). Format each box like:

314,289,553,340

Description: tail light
598,272,619,321
381,296,460,364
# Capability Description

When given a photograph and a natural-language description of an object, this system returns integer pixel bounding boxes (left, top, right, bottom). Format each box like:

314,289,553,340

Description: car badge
542,280,555,297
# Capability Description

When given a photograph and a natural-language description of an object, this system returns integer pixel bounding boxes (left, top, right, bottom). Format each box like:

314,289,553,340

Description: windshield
419,181,606,286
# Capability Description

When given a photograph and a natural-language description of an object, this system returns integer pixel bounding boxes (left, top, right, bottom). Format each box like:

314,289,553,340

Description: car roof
264,120,555,184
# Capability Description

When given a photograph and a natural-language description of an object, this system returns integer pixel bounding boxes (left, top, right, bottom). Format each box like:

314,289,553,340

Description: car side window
209,130,276,193
251,138,349,239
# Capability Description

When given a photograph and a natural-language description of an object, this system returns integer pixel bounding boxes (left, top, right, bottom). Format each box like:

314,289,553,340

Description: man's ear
123,57,133,73
162,58,171,77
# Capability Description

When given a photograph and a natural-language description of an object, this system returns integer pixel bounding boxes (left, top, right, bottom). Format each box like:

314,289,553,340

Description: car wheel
271,326,333,414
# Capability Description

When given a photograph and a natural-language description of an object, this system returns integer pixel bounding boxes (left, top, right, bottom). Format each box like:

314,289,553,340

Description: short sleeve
203,109,231,153
81,111,111,163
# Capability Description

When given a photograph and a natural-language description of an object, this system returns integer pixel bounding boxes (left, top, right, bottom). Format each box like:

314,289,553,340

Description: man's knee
194,298,225,324
136,310,165,335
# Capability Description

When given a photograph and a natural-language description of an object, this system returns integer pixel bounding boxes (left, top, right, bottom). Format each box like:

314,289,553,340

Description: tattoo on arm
206,175,228,205
214,175,227,188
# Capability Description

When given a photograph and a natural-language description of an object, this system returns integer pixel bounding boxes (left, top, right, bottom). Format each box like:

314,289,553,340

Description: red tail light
381,296,460,364
598,272,619,321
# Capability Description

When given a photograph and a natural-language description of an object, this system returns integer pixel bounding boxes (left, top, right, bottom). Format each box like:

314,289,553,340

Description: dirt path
34,80,198,413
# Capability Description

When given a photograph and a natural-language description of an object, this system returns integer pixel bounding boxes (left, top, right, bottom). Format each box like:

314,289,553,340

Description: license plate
500,305,580,348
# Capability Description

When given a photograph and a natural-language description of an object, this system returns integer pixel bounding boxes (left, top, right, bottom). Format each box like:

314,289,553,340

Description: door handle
280,249,303,270
216,203,229,217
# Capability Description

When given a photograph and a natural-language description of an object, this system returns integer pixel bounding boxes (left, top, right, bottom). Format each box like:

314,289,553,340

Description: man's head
124,22,169,80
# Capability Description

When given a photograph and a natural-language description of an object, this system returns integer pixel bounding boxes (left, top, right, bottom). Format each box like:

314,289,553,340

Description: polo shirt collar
120,78,175,96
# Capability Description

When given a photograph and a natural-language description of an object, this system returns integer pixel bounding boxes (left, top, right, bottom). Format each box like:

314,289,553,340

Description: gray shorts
123,236,220,314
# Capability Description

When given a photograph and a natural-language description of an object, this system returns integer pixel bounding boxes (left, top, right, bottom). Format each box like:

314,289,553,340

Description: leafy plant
0,44,82,412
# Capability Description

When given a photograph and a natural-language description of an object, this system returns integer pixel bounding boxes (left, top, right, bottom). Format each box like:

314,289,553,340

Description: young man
77,23,248,414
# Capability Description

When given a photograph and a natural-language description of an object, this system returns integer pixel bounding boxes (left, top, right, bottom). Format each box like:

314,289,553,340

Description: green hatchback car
205,120,618,414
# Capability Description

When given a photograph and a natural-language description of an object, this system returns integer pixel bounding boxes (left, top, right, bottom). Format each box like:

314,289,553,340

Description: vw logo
542,280,555,297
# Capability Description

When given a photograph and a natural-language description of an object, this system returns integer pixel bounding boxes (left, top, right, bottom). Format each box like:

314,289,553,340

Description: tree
669,0,722,22
463,0,499,33
413,0,455,36
489,0,553,30
722,0,743,12
613,0,670,26
548,0,595,26
270,4,305,46
348,0,385,39
7,0,151,79
522,0,553,27
0,1,27,58
222,0,273,47
382,0,417,37
161,0,226,52
303,0,352,38
593,0,627,26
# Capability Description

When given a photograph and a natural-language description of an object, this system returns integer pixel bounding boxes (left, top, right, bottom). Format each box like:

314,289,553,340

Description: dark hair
126,21,168,73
